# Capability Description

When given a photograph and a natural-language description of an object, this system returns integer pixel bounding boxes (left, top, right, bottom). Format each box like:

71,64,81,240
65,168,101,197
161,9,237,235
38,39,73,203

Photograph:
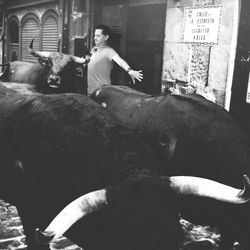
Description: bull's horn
29,37,35,50
0,30,4,41
35,188,108,244
239,174,250,199
28,38,51,58
168,175,250,204
72,54,90,64
0,63,10,80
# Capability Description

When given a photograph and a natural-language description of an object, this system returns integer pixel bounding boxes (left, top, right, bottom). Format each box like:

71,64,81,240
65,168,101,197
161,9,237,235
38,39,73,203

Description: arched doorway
41,10,59,52
21,14,40,63
8,16,19,61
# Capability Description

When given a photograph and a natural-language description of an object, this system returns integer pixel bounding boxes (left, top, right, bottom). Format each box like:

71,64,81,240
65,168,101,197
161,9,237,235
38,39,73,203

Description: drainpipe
224,0,240,111
62,0,69,53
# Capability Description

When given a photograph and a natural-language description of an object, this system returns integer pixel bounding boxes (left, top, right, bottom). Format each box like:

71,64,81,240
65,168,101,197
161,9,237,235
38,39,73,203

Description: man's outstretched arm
112,54,143,84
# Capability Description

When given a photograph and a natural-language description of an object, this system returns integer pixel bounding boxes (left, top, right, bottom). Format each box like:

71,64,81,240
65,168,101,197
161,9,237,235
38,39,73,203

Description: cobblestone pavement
0,199,83,250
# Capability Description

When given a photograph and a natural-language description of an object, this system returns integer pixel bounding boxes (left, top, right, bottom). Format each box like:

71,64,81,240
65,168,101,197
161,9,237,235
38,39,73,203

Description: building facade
2,0,62,63
0,0,249,138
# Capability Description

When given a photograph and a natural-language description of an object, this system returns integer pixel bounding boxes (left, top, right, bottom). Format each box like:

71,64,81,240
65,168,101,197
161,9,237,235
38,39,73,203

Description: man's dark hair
96,24,112,37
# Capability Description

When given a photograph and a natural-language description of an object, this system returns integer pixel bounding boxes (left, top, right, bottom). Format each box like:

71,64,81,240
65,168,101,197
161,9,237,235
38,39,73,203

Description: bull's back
151,94,250,186
92,86,250,187
0,92,160,191
4,61,47,85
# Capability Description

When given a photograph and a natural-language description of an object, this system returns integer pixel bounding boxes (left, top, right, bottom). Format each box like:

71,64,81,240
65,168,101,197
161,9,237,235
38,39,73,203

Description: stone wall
162,0,237,106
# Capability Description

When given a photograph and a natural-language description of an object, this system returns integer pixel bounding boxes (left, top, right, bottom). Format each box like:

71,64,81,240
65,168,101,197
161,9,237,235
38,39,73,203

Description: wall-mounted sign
183,5,222,44
195,0,214,5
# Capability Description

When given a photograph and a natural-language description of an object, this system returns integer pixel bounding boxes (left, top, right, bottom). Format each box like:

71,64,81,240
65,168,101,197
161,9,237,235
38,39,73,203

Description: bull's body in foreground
0,39,88,94
0,84,182,250
0,86,249,250
91,85,250,188
0,84,250,250
0,61,46,84
37,175,250,250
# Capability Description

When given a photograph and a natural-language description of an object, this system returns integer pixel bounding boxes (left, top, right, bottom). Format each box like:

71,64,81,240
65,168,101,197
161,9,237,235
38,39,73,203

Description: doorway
94,0,167,94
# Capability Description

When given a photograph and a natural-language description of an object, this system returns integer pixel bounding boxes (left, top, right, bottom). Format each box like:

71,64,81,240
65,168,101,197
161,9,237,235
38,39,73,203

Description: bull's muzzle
47,75,61,88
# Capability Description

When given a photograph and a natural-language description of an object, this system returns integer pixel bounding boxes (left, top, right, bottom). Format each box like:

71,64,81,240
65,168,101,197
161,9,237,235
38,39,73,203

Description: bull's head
35,175,250,246
29,38,90,90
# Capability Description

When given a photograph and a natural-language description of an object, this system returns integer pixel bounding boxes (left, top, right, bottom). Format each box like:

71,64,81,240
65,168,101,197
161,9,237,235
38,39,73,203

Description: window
21,15,39,62
41,11,59,52
9,20,19,43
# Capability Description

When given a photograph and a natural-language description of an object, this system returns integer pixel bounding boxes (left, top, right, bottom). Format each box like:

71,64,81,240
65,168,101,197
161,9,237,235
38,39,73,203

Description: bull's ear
38,57,51,68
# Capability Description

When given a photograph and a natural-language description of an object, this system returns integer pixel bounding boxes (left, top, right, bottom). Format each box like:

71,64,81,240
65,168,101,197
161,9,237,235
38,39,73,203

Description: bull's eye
38,58,51,68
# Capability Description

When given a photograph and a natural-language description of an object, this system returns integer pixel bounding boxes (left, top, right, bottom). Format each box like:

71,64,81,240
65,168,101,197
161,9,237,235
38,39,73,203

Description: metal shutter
41,15,58,52
21,18,39,63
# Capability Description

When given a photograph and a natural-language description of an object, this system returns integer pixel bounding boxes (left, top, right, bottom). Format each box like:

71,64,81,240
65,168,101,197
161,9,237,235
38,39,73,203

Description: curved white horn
28,37,51,58
30,50,51,58
72,55,90,64
35,188,108,244
168,175,250,204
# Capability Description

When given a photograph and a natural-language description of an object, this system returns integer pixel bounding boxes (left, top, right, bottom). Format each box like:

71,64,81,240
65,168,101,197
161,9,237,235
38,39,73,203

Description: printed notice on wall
183,5,222,44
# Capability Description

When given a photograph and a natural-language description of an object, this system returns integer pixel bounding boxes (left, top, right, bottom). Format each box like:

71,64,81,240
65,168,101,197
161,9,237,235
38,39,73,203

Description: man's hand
84,54,91,63
128,70,143,84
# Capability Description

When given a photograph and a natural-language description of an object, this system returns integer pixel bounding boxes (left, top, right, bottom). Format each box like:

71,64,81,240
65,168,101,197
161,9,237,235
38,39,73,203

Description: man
87,24,143,94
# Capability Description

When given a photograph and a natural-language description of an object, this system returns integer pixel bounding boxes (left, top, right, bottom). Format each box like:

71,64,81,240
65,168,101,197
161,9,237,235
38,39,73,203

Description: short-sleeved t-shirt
87,46,118,94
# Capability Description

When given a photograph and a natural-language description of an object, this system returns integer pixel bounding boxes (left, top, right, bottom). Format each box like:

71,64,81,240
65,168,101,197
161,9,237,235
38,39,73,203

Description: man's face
94,29,108,47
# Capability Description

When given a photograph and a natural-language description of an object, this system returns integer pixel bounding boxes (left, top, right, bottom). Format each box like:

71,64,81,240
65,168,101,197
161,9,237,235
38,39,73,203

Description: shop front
3,0,62,63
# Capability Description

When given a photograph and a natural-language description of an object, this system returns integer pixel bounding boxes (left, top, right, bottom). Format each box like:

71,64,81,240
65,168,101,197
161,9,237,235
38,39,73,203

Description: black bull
0,84,250,250
0,86,249,250
0,39,89,94
91,85,250,188
0,84,182,250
